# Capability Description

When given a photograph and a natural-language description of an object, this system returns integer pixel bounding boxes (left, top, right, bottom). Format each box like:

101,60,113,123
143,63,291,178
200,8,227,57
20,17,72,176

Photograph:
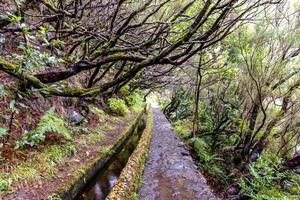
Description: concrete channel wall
106,106,153,200
53,107,147,200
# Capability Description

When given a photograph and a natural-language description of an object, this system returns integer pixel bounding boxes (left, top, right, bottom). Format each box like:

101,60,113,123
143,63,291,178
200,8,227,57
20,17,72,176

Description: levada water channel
77,112,147,200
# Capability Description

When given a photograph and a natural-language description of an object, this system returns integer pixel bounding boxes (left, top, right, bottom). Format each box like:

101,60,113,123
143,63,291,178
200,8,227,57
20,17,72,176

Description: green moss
90,132,105,142
0,143,76,192
119,85,130,96
101,123,116,131
0,176,12,192
77,125,106,145
47,194,62,200
131,192,138,200
39,144,76,165
12,165,39,182
98,146,112,155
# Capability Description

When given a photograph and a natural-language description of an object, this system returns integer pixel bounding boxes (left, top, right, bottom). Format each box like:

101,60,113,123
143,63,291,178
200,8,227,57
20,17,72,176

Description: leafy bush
193,138,224,174
0,180,7,191
18,108,72,147
239,153,300,199
108,98,129,116
173,119,192,139
126,90,144,111
119,85,130,96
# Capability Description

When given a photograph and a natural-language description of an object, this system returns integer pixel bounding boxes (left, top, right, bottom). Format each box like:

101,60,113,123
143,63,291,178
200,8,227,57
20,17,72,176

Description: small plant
239,153,300,199
0,180,6,191
0,176,11,192
119,85,130,96
173,119,192,139
47,194,62,200
0,127,8,137
18,108,72,147
108,98,129,116
131,192,138,200
89,105,109,122
192,137,227,183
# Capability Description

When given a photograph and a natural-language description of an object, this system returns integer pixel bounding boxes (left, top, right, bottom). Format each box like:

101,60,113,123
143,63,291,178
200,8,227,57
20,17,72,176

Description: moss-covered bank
106,106,153,200
52,108,146,200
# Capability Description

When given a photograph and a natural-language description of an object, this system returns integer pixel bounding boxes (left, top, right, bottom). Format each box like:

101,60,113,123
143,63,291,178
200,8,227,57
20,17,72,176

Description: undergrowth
173,119,192,139
239,153,300,200
126,90,144,112
17,107,72,147
0,143,76,192
108,98,129,116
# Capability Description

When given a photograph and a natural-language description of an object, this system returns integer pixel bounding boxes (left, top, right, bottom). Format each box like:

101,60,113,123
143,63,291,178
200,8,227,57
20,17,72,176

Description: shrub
119,85,130,96
108,98,129,116
239,153,300,199
0,180,7,191
173,119,192,139
193,138,225,179
126,90,143,111
18,108,72,147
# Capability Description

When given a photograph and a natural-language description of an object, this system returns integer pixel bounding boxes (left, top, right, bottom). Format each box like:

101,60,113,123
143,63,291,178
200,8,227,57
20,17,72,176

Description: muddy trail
138,108,217,200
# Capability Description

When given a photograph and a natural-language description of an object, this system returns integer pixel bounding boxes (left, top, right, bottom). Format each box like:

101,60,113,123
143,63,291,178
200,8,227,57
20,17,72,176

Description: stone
68,110,84,125
227,185,240,195
250,152,260,162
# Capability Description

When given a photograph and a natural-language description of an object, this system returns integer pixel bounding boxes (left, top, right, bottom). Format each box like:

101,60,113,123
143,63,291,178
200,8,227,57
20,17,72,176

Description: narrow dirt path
138,108,217,200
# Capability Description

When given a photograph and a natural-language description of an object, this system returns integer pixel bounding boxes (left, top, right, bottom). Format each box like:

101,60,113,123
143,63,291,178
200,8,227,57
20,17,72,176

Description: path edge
106,105,153,200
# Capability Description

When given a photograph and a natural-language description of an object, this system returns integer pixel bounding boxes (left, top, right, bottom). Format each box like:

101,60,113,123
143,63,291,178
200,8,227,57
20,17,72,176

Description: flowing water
78,114,146,200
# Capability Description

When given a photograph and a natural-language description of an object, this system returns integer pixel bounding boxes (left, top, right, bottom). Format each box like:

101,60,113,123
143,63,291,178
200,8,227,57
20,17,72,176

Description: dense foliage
159,1,300,199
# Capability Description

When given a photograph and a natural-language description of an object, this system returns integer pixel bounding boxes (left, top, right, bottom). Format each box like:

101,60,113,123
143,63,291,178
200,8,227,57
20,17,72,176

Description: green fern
173,119,192,139
19,108,72,147
239,153,300,199
37,108,72,140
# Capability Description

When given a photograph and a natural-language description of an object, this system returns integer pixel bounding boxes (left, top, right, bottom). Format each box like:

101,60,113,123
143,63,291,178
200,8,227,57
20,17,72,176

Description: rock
283,150,300,169
227,185,240,195
181,151,189,156
232,194,250,200
250,152,260,162
178,142,185,147
0,34,5,44
68,110,84,125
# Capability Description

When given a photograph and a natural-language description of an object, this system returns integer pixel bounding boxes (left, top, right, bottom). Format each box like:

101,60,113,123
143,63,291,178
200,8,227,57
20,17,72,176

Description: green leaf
0,84,5,96
0,127,8,137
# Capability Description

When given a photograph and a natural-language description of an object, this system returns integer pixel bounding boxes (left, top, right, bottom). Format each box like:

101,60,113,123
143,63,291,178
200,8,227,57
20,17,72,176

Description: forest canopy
0,0,280,97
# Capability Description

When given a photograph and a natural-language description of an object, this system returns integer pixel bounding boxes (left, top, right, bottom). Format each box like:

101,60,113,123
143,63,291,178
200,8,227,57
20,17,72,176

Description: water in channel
78,114,146,200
